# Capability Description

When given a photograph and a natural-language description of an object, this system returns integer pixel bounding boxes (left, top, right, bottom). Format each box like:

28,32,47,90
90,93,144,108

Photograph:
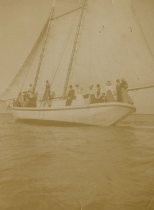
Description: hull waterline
11,102,136,126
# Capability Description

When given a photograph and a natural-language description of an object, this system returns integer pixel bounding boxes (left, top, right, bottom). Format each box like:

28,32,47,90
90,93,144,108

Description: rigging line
19,30,48,94
51,6,82,21
128,84,154,92
63,0,88,97
32,3,55,93
49,9,81,87
131,1,154,59
19,23,50,93
19,21,49,92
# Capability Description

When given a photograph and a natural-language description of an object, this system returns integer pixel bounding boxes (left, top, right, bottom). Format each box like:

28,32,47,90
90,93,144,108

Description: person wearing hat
88,84,95,104
74,84,84,105
42,80,52,107
121,79,133,104
95,84,103,103
105,81,115,102
116,79,122,102
65,85,75,106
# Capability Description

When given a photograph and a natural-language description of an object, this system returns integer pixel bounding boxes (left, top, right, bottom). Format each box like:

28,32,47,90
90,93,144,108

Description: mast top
32,0,56,93
63,0,88,97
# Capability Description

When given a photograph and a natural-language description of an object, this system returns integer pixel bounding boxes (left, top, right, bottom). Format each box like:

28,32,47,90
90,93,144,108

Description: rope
131,1,154,58
49,9,81,88
63,0,88,97
32,6,55,93
51,7,82,21
128,84,154,92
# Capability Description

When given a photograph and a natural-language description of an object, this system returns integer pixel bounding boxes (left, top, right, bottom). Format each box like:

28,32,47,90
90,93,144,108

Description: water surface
0,114,154,210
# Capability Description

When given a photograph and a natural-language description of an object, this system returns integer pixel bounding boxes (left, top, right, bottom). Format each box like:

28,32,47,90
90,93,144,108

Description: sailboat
1,0,136,126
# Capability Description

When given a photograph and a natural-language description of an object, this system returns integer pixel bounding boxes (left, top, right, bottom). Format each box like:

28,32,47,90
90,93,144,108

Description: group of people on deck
65,79,133,106
13,79,133,108
116,79,133,103
13,84,37,107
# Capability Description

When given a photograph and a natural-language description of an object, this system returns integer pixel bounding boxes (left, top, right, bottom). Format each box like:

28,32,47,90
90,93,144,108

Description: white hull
12,101,136,126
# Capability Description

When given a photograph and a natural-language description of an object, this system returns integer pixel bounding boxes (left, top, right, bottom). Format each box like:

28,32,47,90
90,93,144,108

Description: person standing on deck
15,92,23,107
95,84,102,103
42,80,51,107
88,85,95,104
74,84,84,105
27,84,35,99
105,81,115,102
116,79,122,102
65,85,75,106
75,84,81,96
121,79,133,104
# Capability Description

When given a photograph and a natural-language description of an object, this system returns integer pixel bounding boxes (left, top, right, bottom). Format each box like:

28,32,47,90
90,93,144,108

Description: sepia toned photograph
0,0,154,209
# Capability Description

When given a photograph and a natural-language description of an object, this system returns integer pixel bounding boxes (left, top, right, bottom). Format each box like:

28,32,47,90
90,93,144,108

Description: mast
32,1,56,93
63,0,87,97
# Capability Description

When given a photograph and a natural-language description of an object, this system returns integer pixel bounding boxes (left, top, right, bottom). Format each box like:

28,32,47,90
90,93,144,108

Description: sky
0,0,51,93
0,0,154,113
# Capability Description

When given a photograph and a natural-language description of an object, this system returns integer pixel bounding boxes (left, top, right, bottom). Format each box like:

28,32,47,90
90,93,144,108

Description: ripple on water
0,114,154,210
